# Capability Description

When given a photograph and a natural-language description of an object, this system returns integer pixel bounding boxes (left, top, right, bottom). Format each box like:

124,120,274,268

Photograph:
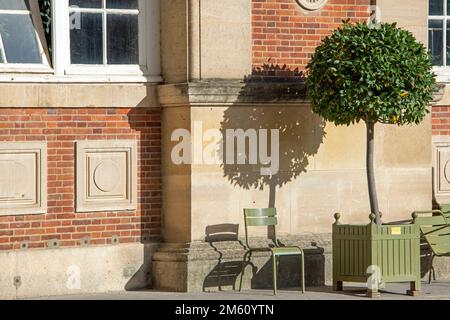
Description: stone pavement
31,281,450,300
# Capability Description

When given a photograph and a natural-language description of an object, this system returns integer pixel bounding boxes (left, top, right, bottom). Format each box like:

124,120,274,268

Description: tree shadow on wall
250,61,306,82
220,66,326,210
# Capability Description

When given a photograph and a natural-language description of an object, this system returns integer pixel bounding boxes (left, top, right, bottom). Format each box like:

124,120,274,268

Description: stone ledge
158,80,445,108
153,234,330,262
153,241,325,263
0,83,159,109
157,80,308,108
0,242,159,299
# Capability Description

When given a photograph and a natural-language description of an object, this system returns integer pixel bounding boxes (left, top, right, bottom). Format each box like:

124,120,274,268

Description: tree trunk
268,181,276,209
268,180,276,241
366,122,381,225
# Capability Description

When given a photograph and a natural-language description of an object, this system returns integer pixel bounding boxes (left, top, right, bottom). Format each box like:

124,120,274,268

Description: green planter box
332,213,421,297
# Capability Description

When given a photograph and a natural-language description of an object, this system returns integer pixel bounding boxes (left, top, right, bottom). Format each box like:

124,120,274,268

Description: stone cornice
157,80,309,108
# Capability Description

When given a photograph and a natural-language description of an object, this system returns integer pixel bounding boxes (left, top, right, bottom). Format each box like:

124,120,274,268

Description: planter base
333,281,343,291
336,281,420,298
407,290,421,297
367,290,381,298
407,281,421,296
332,214,421,298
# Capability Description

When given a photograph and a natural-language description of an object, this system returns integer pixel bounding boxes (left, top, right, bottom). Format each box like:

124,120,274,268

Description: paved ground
32,281,450,300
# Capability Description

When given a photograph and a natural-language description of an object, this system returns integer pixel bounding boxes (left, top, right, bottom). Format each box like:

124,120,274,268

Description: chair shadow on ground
203,224,248,292
420,238,435,280
202,223,294,292
202,224,327,293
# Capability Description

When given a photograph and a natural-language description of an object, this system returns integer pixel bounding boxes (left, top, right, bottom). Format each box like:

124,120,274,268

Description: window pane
0,14,41,63
447,20,450,66
106,0,138,10
107,14,138,64
69,0,101,9
430,0,444,15
70,12,103,64
429,20,444,66
0,0,29,10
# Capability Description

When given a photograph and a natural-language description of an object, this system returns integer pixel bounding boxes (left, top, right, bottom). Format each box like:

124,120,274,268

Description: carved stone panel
433,139,450,202
296,0,328,11
0,142,47,216
76,140,137,212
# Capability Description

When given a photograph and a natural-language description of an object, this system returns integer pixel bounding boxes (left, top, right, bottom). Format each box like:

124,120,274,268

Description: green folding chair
413,210,450,283
238,208,305,295
437,202,450,220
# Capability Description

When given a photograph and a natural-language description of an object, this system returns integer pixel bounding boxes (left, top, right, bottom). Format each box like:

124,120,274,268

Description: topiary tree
306,21,436,225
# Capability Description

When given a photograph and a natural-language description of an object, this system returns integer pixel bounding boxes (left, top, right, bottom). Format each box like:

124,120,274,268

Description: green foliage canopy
306,22,436,126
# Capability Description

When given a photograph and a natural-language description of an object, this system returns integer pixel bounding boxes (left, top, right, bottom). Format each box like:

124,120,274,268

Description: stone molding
432,136,450,203
0,142,47,216
296,0,328,11
158,80,445,109
157,80,308,108
0,83,159,109
76,140,138,213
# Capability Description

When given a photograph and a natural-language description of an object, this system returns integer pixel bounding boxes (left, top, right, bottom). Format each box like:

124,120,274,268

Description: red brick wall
432,106,450,136
252,0,371,76
0,108,161,251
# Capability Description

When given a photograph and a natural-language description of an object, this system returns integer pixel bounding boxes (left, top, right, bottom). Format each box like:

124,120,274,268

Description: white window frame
52,0,161,82
428,0,450,82
0,0,161,82
0,0,52,73
429,2,448,67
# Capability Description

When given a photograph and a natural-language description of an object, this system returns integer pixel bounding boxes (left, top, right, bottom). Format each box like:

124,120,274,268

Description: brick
0,108,161,251
252,0,370,73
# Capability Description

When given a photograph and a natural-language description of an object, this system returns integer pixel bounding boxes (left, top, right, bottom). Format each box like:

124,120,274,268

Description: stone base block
152,236,330,293
0,243,158,299
421,254,450,281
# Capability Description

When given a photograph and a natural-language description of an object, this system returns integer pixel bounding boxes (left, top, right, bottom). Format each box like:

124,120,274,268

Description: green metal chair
238,208,305,295
437,202,450,220
413,210,450,284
